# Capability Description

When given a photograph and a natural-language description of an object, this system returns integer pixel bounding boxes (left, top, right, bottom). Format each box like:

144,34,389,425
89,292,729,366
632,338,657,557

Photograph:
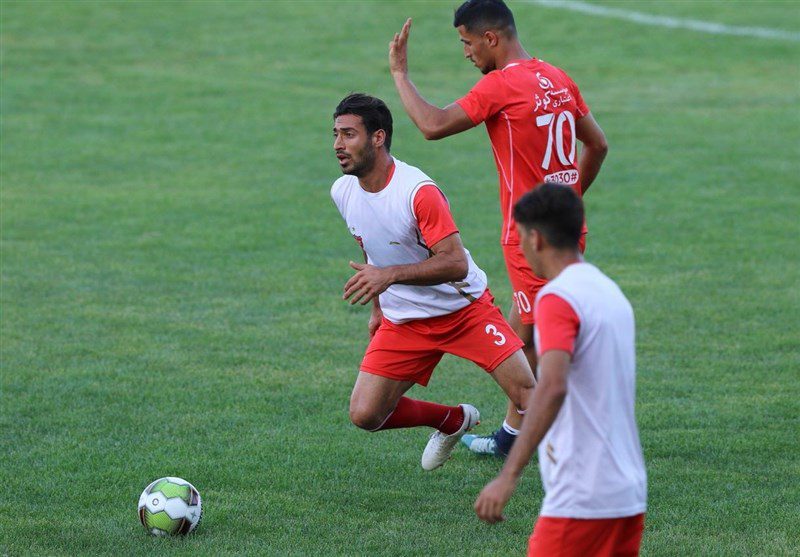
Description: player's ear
484,30,499,47
533,229,545,252
373,129,386,149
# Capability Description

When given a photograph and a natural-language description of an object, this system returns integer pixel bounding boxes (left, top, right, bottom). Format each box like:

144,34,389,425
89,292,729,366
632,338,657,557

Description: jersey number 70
536,111,576,170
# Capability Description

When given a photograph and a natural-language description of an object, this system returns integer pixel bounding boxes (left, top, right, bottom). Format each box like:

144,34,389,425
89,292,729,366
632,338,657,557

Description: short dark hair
333,93,393,152
513,183,584,249
453,0,516,36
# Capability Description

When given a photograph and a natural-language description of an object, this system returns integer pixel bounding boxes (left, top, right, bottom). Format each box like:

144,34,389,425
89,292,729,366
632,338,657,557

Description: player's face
517,223,545,276
457,26,495,74
333,114,377,177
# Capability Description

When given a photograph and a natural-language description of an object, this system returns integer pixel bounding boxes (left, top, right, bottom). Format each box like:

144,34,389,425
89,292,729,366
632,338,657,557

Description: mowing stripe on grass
526,0,800,42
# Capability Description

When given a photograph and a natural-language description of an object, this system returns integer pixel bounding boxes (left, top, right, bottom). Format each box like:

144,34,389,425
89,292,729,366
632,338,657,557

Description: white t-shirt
533,262,647,519
331,158,487,324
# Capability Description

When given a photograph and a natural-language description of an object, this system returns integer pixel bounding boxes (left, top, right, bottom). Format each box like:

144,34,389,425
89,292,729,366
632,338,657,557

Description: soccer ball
138,477,202,536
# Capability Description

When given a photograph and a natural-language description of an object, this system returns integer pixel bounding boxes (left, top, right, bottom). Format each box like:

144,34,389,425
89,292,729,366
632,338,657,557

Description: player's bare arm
474,350,570,524
343,232,468,306
575,113,609,194
389,18,475,140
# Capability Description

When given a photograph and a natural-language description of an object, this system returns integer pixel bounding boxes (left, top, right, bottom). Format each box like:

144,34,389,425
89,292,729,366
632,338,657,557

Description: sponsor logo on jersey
534,88,573,113
544,169,579,185
536,72,554,90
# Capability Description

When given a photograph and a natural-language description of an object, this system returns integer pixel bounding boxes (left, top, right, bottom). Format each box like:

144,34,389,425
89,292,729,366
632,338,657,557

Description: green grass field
2,1,799,555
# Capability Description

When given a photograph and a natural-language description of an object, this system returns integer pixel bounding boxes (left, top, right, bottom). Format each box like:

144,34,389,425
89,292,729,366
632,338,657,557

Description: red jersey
457,58,590,245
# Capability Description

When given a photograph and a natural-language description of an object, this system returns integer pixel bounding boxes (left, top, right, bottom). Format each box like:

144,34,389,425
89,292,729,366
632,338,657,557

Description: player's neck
542,250,582,281
496,40,531,70
358,153,395,193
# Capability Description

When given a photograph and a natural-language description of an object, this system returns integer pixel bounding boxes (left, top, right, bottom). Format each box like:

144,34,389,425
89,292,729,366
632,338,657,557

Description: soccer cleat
421,404,480,471
461,431,504,457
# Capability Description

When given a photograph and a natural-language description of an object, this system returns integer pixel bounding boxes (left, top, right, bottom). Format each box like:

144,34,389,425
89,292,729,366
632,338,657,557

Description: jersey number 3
485,324,507,346
536,111,576,170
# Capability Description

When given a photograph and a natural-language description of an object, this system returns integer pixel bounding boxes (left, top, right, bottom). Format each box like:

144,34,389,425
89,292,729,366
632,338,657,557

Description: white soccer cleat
421,404,480,471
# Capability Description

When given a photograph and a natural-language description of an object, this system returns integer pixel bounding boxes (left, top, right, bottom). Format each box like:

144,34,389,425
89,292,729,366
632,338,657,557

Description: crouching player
330,93,535,470
474,184,647,555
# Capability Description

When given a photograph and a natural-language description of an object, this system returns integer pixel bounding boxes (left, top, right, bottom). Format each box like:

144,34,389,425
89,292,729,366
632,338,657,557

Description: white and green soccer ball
138,477,202,536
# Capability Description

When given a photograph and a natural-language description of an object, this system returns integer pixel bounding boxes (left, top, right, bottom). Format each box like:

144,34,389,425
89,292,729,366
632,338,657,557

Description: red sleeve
412,185,459,248
455,71,507,125
535,294,580,356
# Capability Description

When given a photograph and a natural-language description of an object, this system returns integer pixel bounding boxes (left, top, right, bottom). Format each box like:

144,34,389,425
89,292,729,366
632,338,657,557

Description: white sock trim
502,420,520,436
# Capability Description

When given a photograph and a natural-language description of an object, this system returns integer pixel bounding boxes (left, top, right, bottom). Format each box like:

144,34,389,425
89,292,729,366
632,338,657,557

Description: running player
474,183,647,556
330,93,536,470
389,0,609,457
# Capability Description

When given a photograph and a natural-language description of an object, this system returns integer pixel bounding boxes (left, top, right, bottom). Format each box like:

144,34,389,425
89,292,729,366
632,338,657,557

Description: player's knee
511,383,534,413
349,404,384,431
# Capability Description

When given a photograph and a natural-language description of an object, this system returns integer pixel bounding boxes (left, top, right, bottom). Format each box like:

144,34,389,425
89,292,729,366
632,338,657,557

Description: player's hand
389,18,412,76
368,307,383,337
474,475,517,524
344,261,394,306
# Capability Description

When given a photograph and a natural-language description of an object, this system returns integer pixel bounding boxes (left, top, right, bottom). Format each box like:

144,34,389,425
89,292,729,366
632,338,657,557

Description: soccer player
389,0,609,457
330,93,536,470
473,183,647,556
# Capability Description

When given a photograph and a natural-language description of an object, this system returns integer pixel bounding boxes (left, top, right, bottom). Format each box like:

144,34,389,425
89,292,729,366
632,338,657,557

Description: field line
524,0,800,42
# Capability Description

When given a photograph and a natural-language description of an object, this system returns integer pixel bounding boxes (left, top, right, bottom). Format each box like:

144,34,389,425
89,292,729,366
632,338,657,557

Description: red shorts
528,513,645,557
503,234,586,325
360,290,524,386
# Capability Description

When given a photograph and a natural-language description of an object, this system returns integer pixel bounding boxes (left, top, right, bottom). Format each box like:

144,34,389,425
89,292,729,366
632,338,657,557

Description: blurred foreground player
389,0,609,457
330,93,535,470
473,184,647,556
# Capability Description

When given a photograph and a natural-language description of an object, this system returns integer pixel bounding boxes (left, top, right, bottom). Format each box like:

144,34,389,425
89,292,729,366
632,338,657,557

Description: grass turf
2,1,799,555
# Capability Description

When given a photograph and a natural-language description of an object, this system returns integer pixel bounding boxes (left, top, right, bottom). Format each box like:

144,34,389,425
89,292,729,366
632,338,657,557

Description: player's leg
464,246,541,457
434,290,535,456
489,307,537,450
348,371,416,431
489,348,535,414
505,304,537,418
508,299,538,380
349,371,468,433
350,371,479,470
465,344,536,457
354,318,480,469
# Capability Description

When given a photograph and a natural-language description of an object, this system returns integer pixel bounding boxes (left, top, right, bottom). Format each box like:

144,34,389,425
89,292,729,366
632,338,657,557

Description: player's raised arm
389,18,475,140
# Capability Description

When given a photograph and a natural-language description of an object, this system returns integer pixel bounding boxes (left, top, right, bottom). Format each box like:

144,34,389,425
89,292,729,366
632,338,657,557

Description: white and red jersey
331,158,487,324
533,262,647,519
456,58,590,245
